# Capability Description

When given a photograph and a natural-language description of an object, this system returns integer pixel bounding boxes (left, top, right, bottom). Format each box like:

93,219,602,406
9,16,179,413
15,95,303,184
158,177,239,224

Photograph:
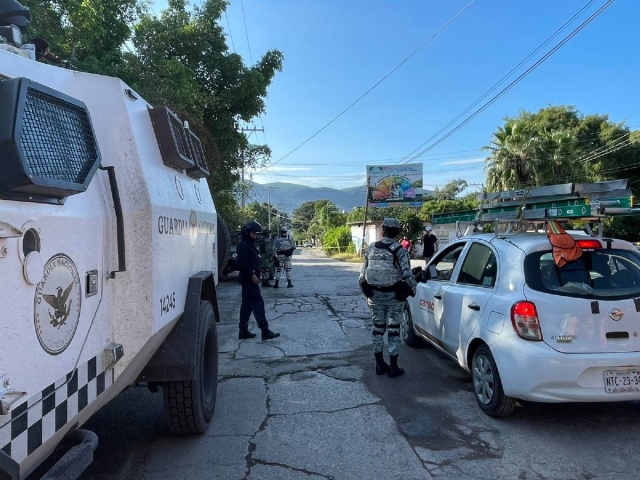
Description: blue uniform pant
368,290,404,356
239,282,269,331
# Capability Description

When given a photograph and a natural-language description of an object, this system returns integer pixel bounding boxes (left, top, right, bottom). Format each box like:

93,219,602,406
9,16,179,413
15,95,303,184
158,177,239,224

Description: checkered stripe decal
0,355,114,464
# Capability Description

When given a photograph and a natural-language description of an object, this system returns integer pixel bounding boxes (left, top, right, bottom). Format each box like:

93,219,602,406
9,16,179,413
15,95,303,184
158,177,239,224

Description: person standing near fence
273,226,296,288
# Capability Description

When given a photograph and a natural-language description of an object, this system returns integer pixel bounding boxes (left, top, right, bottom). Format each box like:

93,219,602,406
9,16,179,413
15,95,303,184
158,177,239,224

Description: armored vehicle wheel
163,300,218,434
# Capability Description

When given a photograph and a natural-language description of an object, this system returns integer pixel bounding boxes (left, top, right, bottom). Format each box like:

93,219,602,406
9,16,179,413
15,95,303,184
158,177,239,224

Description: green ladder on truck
432,179,640,226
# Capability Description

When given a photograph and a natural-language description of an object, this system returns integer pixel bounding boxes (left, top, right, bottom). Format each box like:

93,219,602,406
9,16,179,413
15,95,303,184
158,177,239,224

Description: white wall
350,223,381,254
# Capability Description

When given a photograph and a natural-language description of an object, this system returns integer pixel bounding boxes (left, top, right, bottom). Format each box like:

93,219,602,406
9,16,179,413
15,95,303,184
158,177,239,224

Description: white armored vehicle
0,18,225,480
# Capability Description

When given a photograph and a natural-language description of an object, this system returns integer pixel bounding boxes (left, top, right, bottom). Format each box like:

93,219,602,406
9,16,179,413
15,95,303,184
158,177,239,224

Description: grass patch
328,252,363,263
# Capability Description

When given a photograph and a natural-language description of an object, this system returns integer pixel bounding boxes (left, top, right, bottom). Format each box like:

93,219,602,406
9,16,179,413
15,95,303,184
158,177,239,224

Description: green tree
483,106,640,240
23,0,145,78
322,226,353,255
292,201,321,234
484,122,541,191
128,0,283,220
435,178,468,200
484,106,639,192
243,201,289,231
27,0,284,223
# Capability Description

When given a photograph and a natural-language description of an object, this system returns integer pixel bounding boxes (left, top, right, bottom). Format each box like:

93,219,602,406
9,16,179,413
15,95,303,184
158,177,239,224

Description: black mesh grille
168,113,192,160
187,130,208,172
20,88,99,184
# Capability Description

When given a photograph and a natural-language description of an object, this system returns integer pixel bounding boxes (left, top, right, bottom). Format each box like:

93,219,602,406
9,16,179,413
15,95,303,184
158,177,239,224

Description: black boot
238,329,257,339
287,279,294,288
261,328,281,341
261,280,271,288
387,355,405,378
274,280,279,289
375,352,389,375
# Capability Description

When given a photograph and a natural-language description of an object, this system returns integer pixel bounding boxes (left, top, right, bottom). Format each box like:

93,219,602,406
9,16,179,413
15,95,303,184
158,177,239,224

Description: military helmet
241,220,262,236
381,218,400,229
0,0,31,27
279,226,287,233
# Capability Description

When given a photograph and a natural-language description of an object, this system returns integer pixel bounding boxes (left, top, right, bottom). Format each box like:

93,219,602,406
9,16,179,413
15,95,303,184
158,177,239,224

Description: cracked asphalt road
75,248,640,480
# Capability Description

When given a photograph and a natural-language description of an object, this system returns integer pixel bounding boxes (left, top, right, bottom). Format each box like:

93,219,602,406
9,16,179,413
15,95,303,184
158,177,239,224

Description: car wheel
401,302,426,348
471,345,515,417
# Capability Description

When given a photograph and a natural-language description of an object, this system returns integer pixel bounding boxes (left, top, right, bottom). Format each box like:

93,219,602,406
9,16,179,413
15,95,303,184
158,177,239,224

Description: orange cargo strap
547,220,583,268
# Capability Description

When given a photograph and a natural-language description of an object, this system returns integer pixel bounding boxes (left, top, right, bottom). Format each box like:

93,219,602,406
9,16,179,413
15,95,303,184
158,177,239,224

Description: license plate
604,370,640,393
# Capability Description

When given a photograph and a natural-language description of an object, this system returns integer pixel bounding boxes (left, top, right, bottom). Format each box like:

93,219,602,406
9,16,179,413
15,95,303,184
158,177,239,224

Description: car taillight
576,239,602,249
511,301,542,341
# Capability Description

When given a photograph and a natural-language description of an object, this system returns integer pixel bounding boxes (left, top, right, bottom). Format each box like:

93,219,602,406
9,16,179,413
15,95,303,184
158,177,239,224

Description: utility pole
360,185,369,258
240,126,264,208
268,186,271,231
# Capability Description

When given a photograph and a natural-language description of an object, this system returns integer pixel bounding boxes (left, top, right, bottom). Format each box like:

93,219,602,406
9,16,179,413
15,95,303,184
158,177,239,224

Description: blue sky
155,0,639,194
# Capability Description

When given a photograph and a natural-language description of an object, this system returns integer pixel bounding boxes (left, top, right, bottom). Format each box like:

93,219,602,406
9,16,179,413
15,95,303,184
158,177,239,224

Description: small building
349,221,383,254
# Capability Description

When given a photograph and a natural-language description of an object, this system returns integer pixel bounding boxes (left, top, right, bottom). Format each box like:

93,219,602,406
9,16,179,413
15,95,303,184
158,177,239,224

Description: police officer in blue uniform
236,220,280,341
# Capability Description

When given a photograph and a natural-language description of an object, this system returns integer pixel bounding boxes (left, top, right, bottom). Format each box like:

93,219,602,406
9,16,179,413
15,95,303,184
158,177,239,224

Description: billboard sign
366,163,423,208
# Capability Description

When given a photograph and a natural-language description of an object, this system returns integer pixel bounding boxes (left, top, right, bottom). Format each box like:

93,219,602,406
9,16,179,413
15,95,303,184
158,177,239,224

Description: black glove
359,280,373,298
393,280,414,302
273,256,281,268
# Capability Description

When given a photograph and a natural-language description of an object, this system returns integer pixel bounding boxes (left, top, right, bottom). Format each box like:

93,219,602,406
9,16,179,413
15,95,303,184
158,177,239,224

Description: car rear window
524,249,640,300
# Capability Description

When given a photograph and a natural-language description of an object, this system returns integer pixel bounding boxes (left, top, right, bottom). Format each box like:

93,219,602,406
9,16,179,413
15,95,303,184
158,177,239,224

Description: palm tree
535,129,580,184
484,122,540,191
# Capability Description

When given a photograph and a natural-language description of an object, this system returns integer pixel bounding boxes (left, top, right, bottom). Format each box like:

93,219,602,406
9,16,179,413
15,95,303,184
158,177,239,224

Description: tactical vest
364,241,403,287
274,236,294,252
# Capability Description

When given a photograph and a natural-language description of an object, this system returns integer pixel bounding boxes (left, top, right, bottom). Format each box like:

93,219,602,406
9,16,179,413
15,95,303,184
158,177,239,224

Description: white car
403,231,640,417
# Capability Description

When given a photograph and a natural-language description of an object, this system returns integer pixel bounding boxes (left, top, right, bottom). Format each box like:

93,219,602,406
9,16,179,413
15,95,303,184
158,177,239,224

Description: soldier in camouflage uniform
359,218,417,378
273,226,296,288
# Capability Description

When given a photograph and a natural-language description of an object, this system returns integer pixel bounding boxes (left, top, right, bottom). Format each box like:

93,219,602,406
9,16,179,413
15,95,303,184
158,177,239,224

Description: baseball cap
425,226,432,231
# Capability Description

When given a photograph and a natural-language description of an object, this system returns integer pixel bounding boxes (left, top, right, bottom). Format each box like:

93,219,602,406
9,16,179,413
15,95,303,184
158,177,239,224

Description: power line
398,0,598,164
255,0,478,174
224,9,237,53
239,0,253,64
401,0,616,165
236,0,268,145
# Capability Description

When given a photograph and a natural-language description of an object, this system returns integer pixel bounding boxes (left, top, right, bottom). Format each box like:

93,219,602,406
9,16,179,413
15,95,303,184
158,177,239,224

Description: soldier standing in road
273,226,296,288
236,221,280,341
359,218,417,378
258,229,273,287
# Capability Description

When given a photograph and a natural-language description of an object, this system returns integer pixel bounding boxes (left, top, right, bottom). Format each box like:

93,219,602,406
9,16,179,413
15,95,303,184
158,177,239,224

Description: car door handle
434,293,442,300
468,302,481,311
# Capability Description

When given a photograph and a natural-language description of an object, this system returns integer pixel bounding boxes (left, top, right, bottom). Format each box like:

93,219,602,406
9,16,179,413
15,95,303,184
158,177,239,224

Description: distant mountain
247,181,367,213
246,181,433,214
